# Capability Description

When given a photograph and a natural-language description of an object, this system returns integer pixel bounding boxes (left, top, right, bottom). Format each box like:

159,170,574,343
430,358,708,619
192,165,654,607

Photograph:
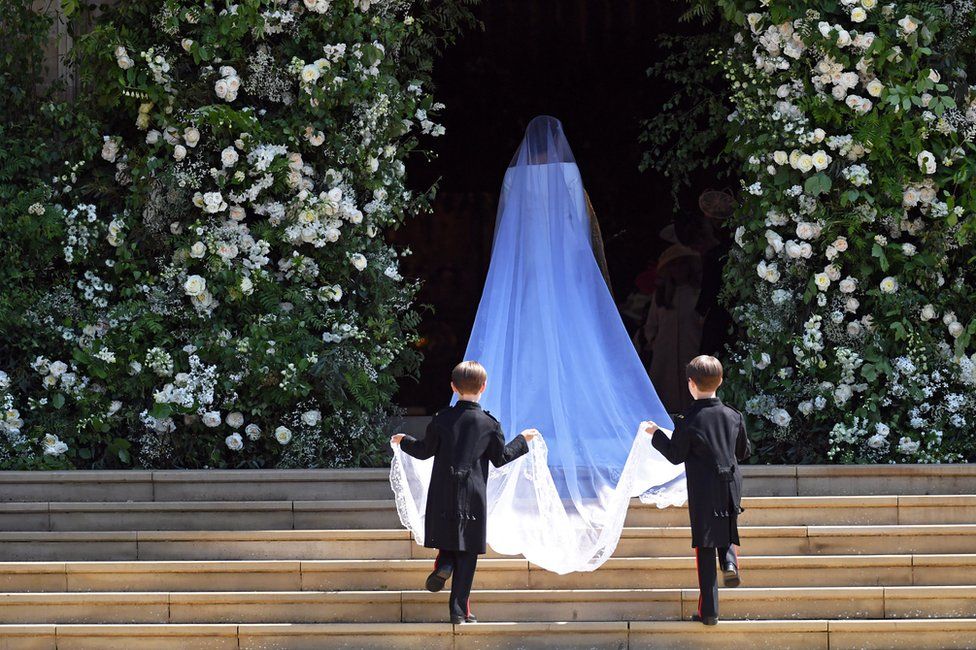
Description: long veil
391,116,687,574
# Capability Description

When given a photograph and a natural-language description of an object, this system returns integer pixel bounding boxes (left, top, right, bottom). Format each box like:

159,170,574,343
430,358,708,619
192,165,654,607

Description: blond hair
687,355,723,392
452,360,487,393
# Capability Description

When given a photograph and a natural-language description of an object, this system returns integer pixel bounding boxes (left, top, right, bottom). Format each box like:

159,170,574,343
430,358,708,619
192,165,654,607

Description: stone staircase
0,466,974,649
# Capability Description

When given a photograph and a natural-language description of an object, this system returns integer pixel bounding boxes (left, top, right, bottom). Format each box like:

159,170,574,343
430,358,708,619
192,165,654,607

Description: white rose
928,69,941,83
898,15,918,34
947,320,963,338
773,150,788,165
902,243,917,256
225,433,244,451
785,240,804,259
836,29,852,47
811,150,832,171
240,276,254,295
847,321,863,336
229,205,246,221
903,187,920,207
49,361,68,378
833,237,848,252
851,8,867,23
814,273,831,291
867,433,887,449
301,410,322,427
917,150,936,174
101,137,119,163
755,352,771,370
183,127,201,148
173,144,187,161
274,426,293,445
350,253,367,271
226,412,245,429
839,277,858,293
309,131,325,147
770,408,792,427
920,304,937,321
825,265,841,282
879,276,898,294
861,0,876,8
202,411,222,428
301,64,320,83
796,154,814,173
866,78,884,97
184,275,207,296
146,130,161,145
221,147,239,167
215,79,230,99
117,55,133,70
182,38,194,52
189,242,207,258
245,423,262,441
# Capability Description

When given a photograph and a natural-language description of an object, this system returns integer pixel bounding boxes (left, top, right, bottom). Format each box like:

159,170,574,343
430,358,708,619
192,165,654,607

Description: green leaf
51,393,65,409
804,173,832,196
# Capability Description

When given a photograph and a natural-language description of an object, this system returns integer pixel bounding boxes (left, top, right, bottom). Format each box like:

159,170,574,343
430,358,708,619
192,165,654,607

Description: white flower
811,150,832,171
797,401,814,416
866,78,884,97
770,408,792,427
301,410,322,427
897,436,920,454
949,321,964,338
146,130,161,145
861,0,876,8
184,275,207,296
902,243,917,256
183,127,201,148
879,276,898,294
839,277,858,293
851,7,867,22
173,144,188,161
202,411,222,428
833,237,848,253
898,15,918,34
225,433,244,451
755,353,771,370
942,311,957,326
49,361,68,378
920,304,937,321
757,261,780,283
117,55,134,70
301,64,320,83
773,150,788,165
189,242,207,258
42,434,68,456
796,154,814,173
226,412,245,429
221,147,239,167
917,150,936,174
866,432,887,449
350,253,367,271
202,192,227,213
101,137,120,163
847,321,863,336
814,273,831,291
274,426,293,444
928,69,941,83
245,423,262,440
796,222,820,240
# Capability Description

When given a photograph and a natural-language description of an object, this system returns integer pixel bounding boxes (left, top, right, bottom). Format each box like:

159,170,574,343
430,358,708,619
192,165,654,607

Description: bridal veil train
391,116,687,574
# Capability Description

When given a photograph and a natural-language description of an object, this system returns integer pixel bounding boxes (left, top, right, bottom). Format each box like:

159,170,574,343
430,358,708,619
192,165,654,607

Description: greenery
0,0,477,470
701,0,974,463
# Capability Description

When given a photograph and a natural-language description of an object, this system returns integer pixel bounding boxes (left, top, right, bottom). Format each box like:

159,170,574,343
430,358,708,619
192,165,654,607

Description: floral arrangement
0,0,472,469
716,0,976,462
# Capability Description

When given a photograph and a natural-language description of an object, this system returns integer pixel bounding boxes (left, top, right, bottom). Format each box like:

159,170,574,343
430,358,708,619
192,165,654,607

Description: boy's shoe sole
722,564,741,588
425,565,453,593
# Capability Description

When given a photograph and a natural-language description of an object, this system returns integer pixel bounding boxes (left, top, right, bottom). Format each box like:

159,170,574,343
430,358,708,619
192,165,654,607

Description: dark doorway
395,0,702,411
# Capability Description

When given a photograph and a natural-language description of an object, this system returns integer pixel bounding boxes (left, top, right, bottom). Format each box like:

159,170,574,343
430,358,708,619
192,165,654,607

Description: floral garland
0,0,460,469
719,0,976,463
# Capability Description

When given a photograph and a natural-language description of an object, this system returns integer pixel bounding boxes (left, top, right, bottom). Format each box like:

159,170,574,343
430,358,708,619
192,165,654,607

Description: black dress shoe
722,563,741,588
691,614,718,626
425,563,453,593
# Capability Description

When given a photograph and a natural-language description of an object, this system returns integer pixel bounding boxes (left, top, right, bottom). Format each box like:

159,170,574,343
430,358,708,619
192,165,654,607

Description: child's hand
520,428,541,442
643,422,659,435
390,434,405,445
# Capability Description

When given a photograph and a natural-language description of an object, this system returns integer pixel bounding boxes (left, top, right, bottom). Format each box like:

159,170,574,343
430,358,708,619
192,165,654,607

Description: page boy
644,355,751,625
392,360,539,624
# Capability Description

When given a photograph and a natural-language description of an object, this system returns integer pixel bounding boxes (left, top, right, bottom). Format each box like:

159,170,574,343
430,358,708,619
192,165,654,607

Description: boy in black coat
645,355,751,625
392,361,538,624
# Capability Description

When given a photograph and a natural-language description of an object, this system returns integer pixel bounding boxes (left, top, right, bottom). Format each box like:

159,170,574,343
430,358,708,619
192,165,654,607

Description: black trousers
435,549,479,619
695,545,738,618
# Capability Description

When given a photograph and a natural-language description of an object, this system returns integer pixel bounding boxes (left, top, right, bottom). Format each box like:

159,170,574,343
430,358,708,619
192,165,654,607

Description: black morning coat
399,400,529,554
651,397,752,548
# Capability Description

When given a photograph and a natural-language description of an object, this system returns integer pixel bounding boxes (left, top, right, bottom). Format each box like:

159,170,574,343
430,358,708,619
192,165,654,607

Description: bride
391,116,686,574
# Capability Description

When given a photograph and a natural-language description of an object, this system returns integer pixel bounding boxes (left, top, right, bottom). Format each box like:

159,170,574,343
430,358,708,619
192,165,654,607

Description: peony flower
866,78,884,97
301,410,322,427
917,150,936,174
274,426,293,444
879,276,898,294
226,412,245,429
184,275,207,296
183,127,201,148
202,411,222,428
225,433,244,451
221,147,239,167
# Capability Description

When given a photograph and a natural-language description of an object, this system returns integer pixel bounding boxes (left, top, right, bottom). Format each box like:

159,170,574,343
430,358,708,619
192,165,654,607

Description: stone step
0,586,974,624
2,554,974,592
3,525,975,561
2,465,975,502
3,495,974,532
6,619,976,650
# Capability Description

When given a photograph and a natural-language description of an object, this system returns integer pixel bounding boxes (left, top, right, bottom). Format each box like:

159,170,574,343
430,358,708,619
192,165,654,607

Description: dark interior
396,0,707,411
